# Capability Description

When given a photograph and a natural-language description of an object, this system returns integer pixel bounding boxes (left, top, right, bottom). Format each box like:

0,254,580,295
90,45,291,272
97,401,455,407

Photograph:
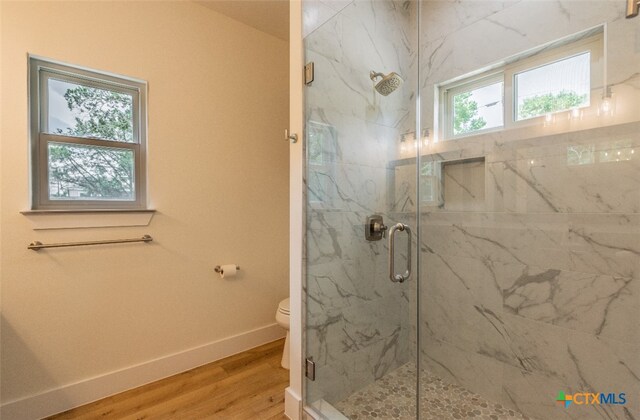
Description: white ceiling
197,0,290,41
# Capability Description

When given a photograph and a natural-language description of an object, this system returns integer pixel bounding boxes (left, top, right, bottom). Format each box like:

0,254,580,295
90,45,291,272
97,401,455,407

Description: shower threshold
335,363,531,419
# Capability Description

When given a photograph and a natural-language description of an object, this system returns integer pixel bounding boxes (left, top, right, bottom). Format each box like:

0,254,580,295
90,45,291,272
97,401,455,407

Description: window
444,74,504,138
29,56,147,210
514,52,591,121
439,29,602,140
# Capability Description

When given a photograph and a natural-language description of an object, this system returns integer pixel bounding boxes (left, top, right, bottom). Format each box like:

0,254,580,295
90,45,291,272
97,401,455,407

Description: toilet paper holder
214,265,240,274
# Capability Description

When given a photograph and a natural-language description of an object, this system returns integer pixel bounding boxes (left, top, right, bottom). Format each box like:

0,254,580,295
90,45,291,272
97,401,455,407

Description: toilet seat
275,298,290,370
278,298,290,316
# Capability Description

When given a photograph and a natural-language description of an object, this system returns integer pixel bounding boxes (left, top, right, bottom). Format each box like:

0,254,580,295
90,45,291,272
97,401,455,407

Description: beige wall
0,0,289,404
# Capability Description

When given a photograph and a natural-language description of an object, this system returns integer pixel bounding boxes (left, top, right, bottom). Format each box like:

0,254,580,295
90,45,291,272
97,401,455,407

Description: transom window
29,56,147,210
445,73,504,138
439,29,603,140
514,52,591,121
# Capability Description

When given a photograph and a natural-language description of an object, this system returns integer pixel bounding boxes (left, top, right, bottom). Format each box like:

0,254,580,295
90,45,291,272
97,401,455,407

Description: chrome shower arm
370,71,384,81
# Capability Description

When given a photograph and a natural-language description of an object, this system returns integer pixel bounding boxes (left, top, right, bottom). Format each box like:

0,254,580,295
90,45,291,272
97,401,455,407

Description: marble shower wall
303,0,419,406
418,1,640,420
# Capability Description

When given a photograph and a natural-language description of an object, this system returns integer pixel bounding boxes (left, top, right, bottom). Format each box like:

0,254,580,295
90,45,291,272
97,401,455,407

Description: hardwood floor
48,339,289,420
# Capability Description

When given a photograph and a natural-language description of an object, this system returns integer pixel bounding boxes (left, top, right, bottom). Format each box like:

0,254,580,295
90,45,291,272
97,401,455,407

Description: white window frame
442,72,505,140
29,56,147,210
506,37,602,124
438,29,603,141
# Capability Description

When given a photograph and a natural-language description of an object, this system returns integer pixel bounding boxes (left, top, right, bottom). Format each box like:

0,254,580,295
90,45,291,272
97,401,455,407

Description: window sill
21,209,156,230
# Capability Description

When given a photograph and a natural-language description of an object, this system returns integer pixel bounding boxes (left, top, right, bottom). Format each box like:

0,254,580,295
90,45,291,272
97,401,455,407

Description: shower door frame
286,0,304,419
297,0,423,417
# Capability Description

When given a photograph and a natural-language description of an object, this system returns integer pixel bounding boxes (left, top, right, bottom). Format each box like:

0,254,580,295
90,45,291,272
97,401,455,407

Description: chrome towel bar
28,235,153,251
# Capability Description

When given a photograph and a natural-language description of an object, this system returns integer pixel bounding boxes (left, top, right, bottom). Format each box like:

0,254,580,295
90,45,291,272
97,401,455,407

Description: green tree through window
519,90,587,119
58,86,134,142
453,92,487,135
49,86,135,199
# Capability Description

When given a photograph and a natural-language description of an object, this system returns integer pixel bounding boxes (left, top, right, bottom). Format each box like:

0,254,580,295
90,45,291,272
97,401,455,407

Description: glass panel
303,0,419,417
47,78,135,143
48,142,135,200
421,3,639,420
515,52,590,120
302,1,638,419
452,81,504,136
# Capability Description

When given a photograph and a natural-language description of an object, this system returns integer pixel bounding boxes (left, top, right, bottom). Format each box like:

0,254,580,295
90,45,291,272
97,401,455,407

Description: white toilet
275,298,290,370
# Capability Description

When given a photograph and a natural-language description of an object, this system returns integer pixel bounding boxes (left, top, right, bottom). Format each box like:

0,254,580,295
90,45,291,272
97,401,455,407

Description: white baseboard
285,386,302,419
1,323,285,420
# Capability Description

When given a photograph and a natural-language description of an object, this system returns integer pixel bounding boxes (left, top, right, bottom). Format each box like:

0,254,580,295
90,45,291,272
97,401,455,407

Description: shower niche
388,156,486,213
441,157,486,212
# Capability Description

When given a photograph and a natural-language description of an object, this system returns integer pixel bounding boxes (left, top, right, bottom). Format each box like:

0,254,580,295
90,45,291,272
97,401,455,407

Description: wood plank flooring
48,339,289,420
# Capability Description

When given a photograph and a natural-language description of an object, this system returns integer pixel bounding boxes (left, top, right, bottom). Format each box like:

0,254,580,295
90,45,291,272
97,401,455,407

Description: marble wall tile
339,0,416,77
420,209,640,418
420,0,523,44
306,210,413,300
487,122,640,165
307,162,390,212
422,252,506,313
486,151,640,214
503,266,639,345
442,158,486,212
305,49,412,129
421,337,505,402
421,296,509,364
501,315,640,417
304,0,416,125
303,1,356,38
310,328,411,405
418,124,640,214
389,163,417,213
306,259,379,315
501,365,613,420
415,0,640,418
307,211,375,266
306,108,398,168
423,309,638,401
303,1,342,38
420,1,629,86
564,330,640,418
307,292,409,362
421,212,640,279
418,122,640,171
445,1,619,73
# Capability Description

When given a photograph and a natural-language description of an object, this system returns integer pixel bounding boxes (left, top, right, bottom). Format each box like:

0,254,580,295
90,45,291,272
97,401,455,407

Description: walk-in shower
303,0,639,419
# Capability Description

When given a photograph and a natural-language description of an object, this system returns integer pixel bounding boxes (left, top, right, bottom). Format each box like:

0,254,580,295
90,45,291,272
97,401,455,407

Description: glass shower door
418,2,640,419
302,0,419,417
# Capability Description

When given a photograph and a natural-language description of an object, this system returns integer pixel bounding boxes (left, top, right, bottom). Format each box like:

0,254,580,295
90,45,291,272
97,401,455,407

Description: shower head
370,70,403,96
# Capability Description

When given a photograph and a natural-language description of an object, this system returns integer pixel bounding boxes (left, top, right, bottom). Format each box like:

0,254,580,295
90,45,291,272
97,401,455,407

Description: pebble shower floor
335,364,531,419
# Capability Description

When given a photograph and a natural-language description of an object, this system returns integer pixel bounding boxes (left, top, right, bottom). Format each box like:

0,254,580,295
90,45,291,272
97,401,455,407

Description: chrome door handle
389,223,411,283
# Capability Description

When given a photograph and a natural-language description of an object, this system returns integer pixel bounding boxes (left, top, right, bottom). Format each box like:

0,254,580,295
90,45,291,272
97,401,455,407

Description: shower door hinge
305,357,316,381
305,62,315,85
627,0,639,17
